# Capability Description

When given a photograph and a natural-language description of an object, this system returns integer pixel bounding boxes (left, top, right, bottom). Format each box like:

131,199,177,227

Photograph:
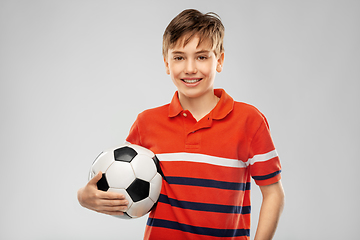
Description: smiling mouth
182,78,202,84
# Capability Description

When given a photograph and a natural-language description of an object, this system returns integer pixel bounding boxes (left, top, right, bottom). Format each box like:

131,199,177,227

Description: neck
178,89,219,121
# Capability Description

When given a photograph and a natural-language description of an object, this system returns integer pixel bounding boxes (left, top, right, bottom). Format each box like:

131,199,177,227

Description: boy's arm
77,171,129,216
254,180,285,240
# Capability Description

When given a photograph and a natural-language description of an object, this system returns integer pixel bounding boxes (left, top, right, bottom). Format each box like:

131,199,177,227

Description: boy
78,9,285,240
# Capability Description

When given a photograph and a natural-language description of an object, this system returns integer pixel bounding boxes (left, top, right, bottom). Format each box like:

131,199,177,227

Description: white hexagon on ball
131,154,157,182
106,161,135,189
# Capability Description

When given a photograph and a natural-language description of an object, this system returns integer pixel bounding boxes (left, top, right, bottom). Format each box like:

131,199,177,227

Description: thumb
89,171,103,185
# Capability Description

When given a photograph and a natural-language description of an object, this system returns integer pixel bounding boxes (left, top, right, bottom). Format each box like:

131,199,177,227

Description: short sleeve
126,115,142,146
249,116,282,186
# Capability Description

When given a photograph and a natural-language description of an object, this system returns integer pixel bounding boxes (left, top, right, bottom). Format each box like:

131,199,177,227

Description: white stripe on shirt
246,150,278,166
157,152,247,169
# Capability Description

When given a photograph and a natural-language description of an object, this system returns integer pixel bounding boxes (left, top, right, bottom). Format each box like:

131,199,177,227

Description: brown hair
162,9,225,58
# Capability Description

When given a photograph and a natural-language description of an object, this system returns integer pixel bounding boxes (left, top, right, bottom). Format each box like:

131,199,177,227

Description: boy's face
164,35,224,101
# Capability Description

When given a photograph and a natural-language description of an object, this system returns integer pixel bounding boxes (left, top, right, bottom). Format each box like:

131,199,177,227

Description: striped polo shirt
126,89,281,239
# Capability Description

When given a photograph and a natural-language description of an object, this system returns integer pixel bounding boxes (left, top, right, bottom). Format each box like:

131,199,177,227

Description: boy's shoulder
232,101,271,131
233,100,266,119
137,103,170,119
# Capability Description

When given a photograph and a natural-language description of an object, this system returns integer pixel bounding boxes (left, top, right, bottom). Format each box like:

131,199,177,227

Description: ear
164,56,170,75
216,52,225,73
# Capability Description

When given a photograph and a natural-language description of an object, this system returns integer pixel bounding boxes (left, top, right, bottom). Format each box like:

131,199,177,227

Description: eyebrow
170,50,211,55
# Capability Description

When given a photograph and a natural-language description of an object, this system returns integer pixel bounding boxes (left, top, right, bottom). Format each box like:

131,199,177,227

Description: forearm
254,181,285,240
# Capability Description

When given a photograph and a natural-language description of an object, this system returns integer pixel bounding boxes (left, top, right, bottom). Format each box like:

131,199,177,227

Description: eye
174,56,184,61
197,56,208,60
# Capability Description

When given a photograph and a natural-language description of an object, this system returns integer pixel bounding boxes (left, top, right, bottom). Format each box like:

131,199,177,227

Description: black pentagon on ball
97,173,109,191
127,178,150,202
114,146,138,162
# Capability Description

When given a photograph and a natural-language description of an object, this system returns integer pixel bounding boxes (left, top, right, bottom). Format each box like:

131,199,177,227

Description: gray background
1,0,359,239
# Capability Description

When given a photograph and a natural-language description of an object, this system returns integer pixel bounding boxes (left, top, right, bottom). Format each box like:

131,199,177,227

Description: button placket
180,111,200,151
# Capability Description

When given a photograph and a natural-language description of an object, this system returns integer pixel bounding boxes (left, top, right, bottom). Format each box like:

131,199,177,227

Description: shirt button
183,113,187,117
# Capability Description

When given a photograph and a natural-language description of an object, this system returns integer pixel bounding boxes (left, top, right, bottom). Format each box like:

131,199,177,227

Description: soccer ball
89,144,163,219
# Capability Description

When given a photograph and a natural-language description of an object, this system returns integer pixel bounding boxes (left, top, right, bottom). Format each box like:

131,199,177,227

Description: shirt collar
168,88,234,120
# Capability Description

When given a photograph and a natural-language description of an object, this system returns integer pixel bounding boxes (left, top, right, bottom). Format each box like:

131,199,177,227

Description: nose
185,59,197,74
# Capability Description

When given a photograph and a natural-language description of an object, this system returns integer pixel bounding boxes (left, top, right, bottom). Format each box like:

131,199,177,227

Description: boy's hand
77,171,129,216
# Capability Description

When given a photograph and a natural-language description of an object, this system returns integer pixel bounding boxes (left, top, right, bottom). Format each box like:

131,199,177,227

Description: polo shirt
126,89,281,240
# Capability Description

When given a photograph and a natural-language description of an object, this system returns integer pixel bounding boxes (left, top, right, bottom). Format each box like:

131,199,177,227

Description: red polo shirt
126,89,281,239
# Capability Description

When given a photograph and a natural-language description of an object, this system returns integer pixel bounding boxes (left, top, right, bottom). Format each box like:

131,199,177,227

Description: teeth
183,79,200,83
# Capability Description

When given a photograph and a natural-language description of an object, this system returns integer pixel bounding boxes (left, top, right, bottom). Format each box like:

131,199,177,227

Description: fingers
96,189,127,200
98,197,128,207
85,195,129,213
94,198,129,215
90,186,129,214
94,205,127,216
